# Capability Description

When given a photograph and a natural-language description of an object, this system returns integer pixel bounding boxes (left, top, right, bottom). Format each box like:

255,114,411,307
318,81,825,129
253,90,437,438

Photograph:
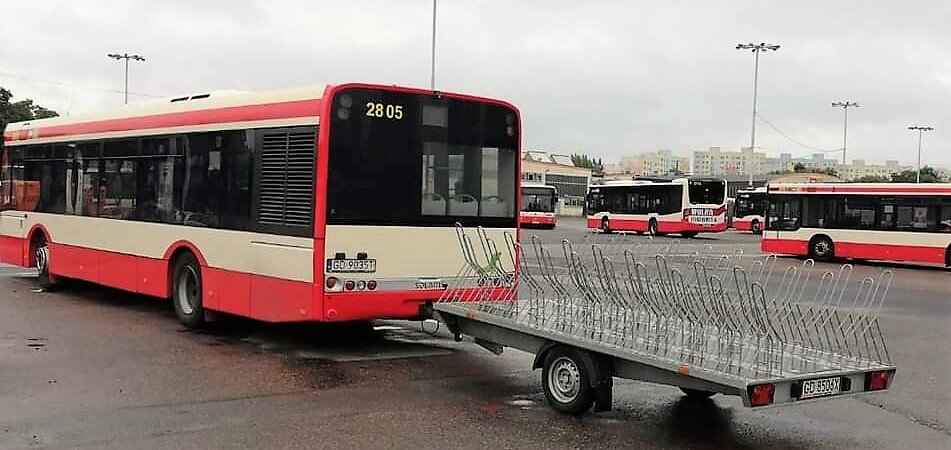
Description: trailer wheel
542,347,596,415
679,387,716,399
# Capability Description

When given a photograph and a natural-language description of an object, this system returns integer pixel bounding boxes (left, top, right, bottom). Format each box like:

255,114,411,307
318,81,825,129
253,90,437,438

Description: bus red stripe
28,99,321,141
762,238,948,264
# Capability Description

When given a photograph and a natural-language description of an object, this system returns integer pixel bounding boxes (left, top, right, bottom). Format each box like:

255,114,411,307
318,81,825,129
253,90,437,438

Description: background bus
733,186,768,234
585,177,727,237
520,184,557,228
763,183,951,265
0,83,521,327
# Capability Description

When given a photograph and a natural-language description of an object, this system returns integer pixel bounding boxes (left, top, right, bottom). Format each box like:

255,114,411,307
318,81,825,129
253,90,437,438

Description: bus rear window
327,88,519,227
688,180,725,205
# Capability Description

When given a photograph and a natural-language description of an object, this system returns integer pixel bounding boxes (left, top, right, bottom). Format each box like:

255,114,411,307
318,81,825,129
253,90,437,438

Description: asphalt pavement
1,217,949,449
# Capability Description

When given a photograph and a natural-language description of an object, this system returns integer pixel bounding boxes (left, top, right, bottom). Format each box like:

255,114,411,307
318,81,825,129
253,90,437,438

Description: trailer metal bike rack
431,226,896,415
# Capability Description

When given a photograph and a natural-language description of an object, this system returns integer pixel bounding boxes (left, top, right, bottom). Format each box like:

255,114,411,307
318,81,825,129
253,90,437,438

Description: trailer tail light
748,383,775,406
865,370,891,391
325,277,338,289
367,280,378,290
344,280,356,291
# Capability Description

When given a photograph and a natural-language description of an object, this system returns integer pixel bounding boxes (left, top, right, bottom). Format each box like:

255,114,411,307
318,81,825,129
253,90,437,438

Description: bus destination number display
365,102,403,120
326,258,377,273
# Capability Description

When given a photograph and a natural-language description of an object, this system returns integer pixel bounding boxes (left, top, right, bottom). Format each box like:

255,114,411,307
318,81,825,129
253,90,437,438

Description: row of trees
852,166,945,183
0,87,59,132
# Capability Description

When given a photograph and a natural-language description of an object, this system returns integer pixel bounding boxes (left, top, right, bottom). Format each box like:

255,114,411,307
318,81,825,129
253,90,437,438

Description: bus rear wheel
172,253,205,329
809,235,835,262
648,219,658,237
32,234,58,290
600,217,612,234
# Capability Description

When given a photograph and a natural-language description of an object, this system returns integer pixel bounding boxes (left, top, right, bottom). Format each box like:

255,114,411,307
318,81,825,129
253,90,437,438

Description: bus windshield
327,88,519,227
688,179,726,205
735,191,767,217
522,187,556,213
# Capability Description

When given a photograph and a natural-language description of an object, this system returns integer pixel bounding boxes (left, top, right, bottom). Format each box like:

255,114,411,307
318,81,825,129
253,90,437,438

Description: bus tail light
865,370,891,391
367,280,378,290
344,280,356,291
748,383,775,406
325,277,338,289
683,208,691,220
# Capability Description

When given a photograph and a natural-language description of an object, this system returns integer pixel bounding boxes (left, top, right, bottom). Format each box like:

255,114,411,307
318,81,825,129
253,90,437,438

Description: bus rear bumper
322,287,514,322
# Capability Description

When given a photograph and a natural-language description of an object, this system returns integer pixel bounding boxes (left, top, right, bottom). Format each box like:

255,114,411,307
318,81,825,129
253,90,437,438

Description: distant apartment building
693,147,770,177
775,153,839,172
520,151,592,212
619,149,689,176
837,160,911,180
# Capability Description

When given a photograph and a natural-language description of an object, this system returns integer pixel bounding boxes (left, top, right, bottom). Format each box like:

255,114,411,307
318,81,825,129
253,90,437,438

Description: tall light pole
907,126,934,183
832,101,858,164
736,42,780,186
107,53,146,105
430,0,438,91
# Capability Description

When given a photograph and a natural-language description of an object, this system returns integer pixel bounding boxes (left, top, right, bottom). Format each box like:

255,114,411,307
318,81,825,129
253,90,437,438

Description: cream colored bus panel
324,225,516,279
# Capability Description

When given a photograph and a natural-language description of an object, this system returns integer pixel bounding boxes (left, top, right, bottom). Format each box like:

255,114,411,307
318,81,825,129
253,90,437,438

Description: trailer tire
680,387,716,399
542,347,597,415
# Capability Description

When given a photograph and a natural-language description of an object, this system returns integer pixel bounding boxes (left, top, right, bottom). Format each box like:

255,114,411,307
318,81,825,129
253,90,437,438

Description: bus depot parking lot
1,218,949,449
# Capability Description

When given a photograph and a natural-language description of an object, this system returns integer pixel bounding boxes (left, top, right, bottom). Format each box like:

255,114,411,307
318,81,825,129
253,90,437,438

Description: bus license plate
800,377,841,399
327,258,377,273
690,216,717,224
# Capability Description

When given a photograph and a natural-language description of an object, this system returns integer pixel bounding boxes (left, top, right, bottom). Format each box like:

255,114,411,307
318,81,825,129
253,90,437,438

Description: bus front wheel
172,253,205,328
648,219,659,237
32,234,58,290
809,235,835,262
751,220,762,234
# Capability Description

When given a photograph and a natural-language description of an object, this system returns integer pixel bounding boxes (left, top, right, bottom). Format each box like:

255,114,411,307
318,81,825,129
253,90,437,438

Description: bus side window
767,197,800,231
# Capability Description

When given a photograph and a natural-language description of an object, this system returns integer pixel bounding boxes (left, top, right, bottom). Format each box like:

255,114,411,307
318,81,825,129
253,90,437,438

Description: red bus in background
763,183,951,265
585,178,728,238
520,184,557,229
733,187,768,234
1,83,521,327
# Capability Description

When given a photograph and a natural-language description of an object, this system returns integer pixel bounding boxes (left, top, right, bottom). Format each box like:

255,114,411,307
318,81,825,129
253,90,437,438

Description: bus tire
648,219,658,237
172,253,205,329
542,347,597,415
680,387,716,399
32,233,58,291
751,220,761,234
600,217,612,234
809,235,835,262
681,232,698,239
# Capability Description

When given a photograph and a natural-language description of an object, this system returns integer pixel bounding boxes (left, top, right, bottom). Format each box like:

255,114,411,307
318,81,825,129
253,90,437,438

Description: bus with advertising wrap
733,186,768,234
763,183,951,265
1,83,520,327
585,177,727,237
520,184,557,228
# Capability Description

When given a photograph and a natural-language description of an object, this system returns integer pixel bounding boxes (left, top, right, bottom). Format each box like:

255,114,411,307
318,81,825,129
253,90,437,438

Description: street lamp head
130,54,145,61
107,53,122,59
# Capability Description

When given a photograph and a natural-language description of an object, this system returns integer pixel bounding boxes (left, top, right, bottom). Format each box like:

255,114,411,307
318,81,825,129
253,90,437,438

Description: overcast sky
2,0,948,167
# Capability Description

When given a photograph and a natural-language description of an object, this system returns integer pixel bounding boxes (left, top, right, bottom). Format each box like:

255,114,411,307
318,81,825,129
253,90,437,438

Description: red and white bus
1,83,520,327
733,186,767,234
585,178,728,237
519,184,557,228
762,183,951,265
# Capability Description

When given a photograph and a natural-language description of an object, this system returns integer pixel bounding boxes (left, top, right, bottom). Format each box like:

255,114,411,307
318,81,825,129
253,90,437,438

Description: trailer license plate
800,377,841,399
327,258,377,273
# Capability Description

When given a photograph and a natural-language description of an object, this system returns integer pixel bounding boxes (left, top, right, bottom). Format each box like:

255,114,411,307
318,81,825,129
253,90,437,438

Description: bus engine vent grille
257,128,316,228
